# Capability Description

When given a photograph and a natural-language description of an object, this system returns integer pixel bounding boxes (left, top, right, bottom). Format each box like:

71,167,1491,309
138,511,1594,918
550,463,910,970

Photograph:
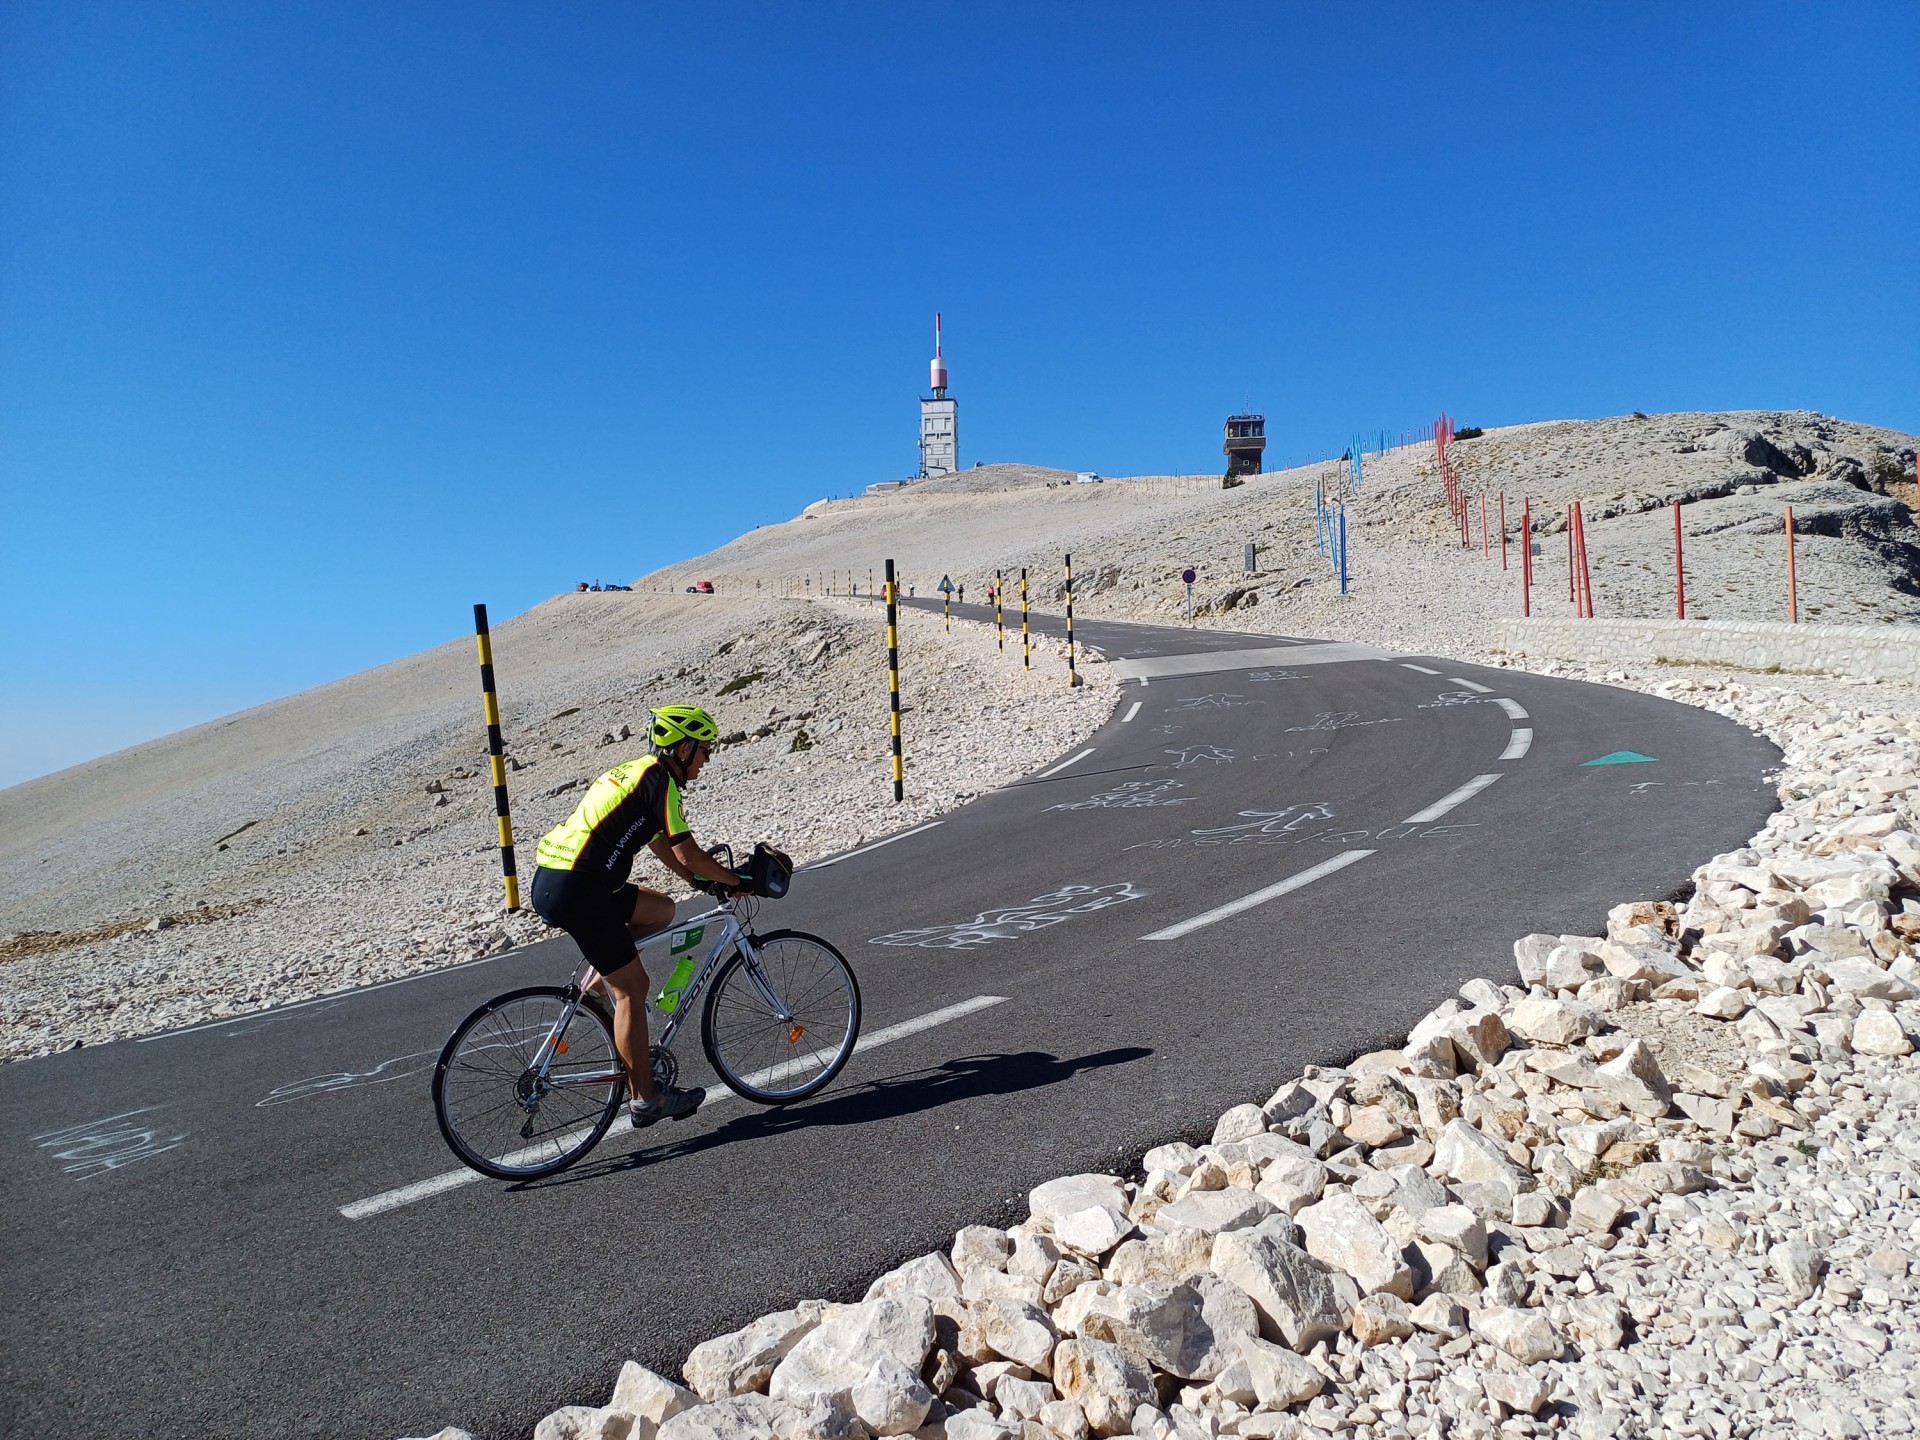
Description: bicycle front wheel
702,930,861,1105
432,986,625,1180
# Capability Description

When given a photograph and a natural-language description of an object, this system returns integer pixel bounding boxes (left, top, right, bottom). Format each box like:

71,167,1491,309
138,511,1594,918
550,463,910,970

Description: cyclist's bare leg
599,963,656,1101
600,887,677,1101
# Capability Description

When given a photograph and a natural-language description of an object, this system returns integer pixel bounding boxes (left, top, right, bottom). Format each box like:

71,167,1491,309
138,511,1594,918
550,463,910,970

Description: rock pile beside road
410,677,1920,1440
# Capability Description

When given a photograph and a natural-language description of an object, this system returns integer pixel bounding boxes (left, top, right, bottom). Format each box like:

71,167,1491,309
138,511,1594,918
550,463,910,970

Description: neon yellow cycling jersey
534,755,690,887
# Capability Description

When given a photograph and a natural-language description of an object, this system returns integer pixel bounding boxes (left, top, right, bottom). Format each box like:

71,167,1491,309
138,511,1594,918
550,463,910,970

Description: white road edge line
1399,663,1441,675
1402,773,1503,824
1494,698,1529,720
802,821,944,870
1501,729,1534,761
1122,701,1143,723
1140,851,1375,942
1036,748,1095,778
1448,677,1493,694
339,995,1011,1221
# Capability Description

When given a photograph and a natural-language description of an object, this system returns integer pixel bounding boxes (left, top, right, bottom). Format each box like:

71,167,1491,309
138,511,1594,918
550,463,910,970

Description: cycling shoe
629,1084,706,1128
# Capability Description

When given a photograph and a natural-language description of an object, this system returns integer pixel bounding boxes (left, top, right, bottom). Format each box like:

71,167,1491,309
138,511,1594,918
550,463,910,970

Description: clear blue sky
3,3,1916,788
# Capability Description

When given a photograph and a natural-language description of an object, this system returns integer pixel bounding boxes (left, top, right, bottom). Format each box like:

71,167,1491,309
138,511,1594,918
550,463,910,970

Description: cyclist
530,704,743,1128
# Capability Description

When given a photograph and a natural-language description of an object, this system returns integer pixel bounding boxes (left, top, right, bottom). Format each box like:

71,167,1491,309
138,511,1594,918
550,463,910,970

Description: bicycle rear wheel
432,986,625,1180
702,929,861,1104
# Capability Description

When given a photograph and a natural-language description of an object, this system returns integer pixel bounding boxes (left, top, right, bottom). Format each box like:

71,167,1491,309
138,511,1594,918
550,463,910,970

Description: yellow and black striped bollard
472,603,521,911
884,559,904,802
1021,567,1030,670
1065,553,1077,687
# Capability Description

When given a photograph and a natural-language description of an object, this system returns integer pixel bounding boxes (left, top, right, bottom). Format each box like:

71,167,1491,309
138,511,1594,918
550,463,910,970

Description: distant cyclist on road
531,704,742,1128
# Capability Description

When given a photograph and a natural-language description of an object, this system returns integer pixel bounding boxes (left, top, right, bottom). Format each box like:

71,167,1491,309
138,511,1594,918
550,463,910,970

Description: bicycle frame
525,893,793,1095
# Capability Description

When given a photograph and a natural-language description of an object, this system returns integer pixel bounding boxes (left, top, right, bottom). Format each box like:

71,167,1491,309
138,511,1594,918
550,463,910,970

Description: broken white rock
611,1364,697,1440
1080,1277,1257,1381
1505,996,1603,1046
1414,1203,1487,1269
535,1408,635,1440
1208,1229,1345,1352
1432,1118,1532,1194
980,1297,1057,1373
1295,1187,1414,1299
1051,1338,1156,1438
768,1297,934,1412
848,1356,933,1436
1696,985,1750,1020
1469,1304,1562,1363
684,1305,824,1401
1054,1204,1132,1257
1152,1186,1275,1236
1031,1175,1128,1229
1209,1332,1324,1408
1852,1007,1914,1056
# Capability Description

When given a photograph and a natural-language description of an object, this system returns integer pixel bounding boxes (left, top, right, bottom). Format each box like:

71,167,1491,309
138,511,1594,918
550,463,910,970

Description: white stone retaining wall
1494,617,1920,684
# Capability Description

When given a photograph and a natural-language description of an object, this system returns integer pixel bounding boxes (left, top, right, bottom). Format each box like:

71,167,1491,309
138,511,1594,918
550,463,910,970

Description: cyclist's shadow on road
522,1045,1151,1191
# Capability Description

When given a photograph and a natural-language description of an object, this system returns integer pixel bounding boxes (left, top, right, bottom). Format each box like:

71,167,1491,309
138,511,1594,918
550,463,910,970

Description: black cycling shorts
530,866,643,975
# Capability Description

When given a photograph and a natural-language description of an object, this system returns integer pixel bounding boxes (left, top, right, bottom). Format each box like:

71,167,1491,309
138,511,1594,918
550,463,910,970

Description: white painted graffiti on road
1189,802,1336,838
256,1049,441,1107
1165,745,1235,768
1047,779,1189,811
32,1107,187,1180
1244,670,1304,683
870,883,1145,949
1284,712,1405,732
1627,780,1725,795
1171,693,1255,710
1416,691,1493,708
1125,821,1479,852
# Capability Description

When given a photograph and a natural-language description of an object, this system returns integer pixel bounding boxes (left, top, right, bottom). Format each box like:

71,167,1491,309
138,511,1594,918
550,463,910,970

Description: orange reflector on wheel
555,1040,569,1055
788,1025,805,1044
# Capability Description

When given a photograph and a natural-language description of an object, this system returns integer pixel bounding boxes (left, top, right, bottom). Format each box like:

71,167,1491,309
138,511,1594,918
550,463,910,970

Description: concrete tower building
919,313,958,479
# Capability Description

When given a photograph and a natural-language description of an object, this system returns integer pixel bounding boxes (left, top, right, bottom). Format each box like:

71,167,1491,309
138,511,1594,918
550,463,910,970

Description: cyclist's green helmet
648,704,719,752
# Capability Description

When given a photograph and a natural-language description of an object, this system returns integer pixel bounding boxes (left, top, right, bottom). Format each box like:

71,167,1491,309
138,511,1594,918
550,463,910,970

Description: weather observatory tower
1223,414,1266,478
919,313,958,479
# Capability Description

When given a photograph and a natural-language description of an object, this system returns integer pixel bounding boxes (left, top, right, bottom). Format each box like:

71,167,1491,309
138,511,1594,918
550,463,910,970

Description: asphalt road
0,607,1780,1440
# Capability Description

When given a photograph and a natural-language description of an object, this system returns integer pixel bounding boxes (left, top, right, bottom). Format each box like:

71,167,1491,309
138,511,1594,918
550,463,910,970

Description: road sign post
1182,566,1196,624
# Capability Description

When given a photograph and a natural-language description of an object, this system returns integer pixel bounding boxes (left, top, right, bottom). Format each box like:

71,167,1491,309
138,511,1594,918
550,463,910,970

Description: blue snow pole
1339,506,1348,593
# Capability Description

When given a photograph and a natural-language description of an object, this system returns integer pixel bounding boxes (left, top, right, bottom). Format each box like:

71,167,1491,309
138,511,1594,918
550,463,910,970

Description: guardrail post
472,604,520,912
1499,494,1508,569
885,559,904,802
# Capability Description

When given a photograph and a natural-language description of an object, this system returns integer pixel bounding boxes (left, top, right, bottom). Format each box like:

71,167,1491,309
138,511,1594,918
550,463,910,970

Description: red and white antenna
929,312,947,394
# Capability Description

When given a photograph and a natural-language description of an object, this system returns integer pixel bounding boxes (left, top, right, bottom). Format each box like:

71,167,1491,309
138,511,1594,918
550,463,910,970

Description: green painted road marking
1584,751,1658,766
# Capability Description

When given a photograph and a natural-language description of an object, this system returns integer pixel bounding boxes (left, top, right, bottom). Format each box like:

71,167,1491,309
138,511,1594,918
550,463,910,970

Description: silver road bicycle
431,853,860,1181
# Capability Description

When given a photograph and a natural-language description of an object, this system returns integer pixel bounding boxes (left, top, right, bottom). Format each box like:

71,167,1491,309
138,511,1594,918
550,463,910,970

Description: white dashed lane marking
1036,749,1095,778
1122,702,1143,723
1140,851,1376,942
1401,773,1503,824
1501,729,1534,761
1495,698,1529,720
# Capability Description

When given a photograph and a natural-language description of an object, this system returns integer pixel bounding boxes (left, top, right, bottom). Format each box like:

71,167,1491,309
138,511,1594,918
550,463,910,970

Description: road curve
0,610,1778,1440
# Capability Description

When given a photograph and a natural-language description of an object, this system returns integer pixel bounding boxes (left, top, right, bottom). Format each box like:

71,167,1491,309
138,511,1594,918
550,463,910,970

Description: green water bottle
656,955,698,1014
